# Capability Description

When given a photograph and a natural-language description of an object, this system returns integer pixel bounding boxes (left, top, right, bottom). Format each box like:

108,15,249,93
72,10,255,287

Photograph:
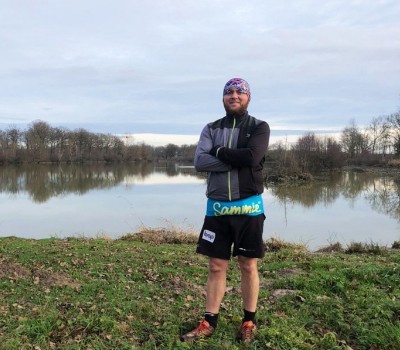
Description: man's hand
209,145,224,157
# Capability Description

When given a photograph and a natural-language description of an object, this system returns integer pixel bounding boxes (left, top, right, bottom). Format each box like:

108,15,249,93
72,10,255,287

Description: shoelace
196,320,210,333
242,321,254,339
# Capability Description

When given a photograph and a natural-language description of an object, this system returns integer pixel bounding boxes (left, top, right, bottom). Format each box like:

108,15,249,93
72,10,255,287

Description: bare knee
238,256,258,275
209,258,229,274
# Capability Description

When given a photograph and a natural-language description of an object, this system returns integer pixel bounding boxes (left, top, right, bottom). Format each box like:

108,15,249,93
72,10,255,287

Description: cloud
0,0,399,135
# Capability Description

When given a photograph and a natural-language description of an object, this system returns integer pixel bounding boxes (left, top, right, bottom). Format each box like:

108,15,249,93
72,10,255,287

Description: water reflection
270,171,400,222
0,165,399,222
0,164,399,244
0,163,203,203
364,176,400,221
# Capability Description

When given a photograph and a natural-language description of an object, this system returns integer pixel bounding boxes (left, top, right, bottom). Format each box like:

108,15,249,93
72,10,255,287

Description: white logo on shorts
202,230,216,243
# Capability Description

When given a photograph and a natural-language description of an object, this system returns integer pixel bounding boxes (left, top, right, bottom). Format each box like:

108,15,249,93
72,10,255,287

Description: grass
0,233,399,350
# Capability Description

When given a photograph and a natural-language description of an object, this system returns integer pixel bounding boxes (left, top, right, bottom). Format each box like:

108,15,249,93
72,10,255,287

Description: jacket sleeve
217,121,270,168
194,125,232,172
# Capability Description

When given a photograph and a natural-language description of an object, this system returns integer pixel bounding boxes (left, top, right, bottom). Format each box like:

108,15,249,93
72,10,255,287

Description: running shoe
180,319,215,342
240,320,257,343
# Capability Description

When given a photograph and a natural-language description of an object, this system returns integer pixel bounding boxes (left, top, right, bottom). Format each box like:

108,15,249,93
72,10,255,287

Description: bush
120,224,198,245
316,242,344,253
345,241,386,255
392,241,400,249
264,236,308,252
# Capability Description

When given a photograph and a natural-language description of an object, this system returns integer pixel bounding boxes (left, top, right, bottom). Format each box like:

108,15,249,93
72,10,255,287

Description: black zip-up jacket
194,111,270,201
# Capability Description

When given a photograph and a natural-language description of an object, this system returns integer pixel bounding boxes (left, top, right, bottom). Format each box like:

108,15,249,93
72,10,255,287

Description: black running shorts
196,214,266,260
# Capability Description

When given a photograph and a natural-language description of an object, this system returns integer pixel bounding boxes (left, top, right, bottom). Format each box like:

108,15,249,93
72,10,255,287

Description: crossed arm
194,122,270,172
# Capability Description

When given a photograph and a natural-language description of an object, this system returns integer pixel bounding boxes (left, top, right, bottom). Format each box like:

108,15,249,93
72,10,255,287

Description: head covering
223,78,251,100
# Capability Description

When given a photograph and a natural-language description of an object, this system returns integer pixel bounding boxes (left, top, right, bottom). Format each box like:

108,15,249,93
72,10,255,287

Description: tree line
0,120,196,164
268,110,400,176
267,111,400,176
0,110,399,172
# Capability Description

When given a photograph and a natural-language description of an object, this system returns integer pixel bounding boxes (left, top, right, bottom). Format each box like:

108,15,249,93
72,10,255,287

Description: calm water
1,163,399,250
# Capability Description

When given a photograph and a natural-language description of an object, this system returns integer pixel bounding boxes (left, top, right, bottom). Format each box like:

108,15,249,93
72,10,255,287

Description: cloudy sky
1,0,399,145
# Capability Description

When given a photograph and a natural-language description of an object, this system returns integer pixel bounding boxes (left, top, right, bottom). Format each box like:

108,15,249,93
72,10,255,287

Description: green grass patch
0,236,399,349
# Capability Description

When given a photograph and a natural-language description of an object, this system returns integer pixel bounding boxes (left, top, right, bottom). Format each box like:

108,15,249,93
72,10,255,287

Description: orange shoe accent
180,319,215,342
240,320,257,343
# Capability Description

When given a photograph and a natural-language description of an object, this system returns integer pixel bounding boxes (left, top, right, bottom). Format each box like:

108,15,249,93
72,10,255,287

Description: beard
223,100,249,117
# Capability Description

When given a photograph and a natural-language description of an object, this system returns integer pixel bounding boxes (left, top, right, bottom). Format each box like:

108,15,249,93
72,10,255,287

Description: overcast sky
1,0,399,144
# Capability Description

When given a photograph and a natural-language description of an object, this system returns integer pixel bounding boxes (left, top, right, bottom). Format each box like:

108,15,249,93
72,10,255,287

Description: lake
1,163,399,250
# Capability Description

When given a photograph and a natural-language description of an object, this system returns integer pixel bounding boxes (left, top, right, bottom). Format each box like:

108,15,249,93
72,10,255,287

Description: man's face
223,88,250,114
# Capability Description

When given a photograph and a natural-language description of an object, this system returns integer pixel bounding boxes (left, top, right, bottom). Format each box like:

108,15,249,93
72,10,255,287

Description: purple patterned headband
223,78,251,100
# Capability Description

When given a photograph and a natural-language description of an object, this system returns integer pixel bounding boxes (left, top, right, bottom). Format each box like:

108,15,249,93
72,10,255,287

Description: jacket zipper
227,118,236,201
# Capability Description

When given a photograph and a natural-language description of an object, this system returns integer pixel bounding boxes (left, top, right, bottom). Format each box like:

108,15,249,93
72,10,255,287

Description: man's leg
205,257,230,313
237,256,259,311
180,257,229,342
237,256,259,343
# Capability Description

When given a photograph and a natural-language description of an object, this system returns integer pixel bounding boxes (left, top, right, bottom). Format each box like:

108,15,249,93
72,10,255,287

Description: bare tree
341,120,367,158
294,132,318,171
366,116,391,154
325,137,345,168
388,111,400,156
25,120,52,162
165,143,179,160
6,127,22,161
48,127,68,162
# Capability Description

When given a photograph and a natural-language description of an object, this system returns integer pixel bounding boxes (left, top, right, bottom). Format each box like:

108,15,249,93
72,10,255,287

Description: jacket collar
226,110,248,121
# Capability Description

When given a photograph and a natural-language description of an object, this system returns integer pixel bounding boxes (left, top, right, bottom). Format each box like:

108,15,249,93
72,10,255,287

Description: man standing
180,78,270,343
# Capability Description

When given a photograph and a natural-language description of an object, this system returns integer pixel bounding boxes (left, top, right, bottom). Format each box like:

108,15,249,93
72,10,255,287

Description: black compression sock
242,309,256,324
204,312,219,328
